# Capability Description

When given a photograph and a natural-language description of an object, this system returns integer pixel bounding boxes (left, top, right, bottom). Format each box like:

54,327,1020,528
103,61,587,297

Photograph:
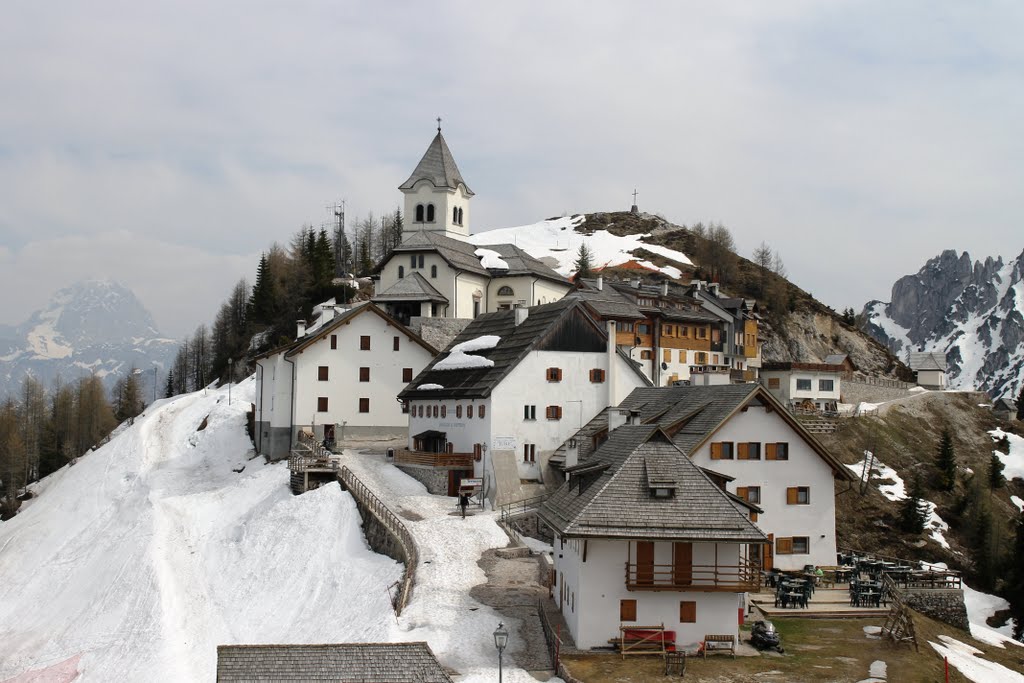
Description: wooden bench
702,634,736,659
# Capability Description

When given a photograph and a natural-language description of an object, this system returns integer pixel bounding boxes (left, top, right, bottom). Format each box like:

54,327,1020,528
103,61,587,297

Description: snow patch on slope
990,428,1024,481
929,635,1024,682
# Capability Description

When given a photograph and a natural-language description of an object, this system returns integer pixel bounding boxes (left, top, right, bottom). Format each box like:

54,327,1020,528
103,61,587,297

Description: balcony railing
730,369,757,382
394,449,474,469
624,560,761,592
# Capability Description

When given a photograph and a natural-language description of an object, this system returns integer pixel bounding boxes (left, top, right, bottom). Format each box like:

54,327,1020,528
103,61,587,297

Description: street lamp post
228,358,233,405
493,622,508,683
152,365,158,404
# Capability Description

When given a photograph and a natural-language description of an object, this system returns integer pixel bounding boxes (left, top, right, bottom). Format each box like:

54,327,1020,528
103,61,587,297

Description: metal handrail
338,465,419,615
500,493,550,523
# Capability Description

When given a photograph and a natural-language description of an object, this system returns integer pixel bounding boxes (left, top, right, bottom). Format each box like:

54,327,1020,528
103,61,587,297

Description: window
330,334,337,350
766,442,789,460
738,442,761,460
695,352,707,364
663,349,671,362
410,254,417,268
402,401,409,414
776,537,793,555
479,405,486,418
737,486,761,504
358,367,370,382
787,486,810,505
697,327,707,339
360,336,370,350
679,601,697,623
467,405,474,419
546,405,563,420
620,599,637,622
418,254,425,268
796,378,812,391
792,537,809,554
710,442,734,460
432,405,439,418
398,265,404,279
768,377,780,389
394,336,400,351
524,405,536,421
473,443,482,462
778,537,809,554
497,285,514,296
678,350,687,363
640,350,653,360
457,207,463,225
417,405,424,418
590,368,605,383
663,325,673,337
819,379,835,391
403,368,413,382
523,444,536,463
456,405,463,418
318,366,329,381
616,322,634,333
453,206,459,223
637,323,651,335
430,265,437,278
441,405,447,418
359,398,369,413
426,204,435,222
546,367,563,382
415,204,424,222
317,397,328,412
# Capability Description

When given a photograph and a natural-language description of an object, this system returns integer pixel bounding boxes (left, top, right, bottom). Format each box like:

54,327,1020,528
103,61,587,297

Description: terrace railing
393,449,474,469
624,559,761,592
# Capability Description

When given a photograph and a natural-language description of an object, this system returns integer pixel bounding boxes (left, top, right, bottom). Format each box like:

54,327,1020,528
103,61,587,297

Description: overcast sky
1,2,1021,338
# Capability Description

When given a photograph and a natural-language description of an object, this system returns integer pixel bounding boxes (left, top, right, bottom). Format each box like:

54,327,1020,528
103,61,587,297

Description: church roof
909,351,947,372
399,131,474,196
372,272,449,303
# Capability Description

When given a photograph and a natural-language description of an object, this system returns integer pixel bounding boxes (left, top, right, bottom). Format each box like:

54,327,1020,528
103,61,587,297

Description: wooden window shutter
393,336,400,351
359,335,370,350
776,537,793,555
766,443,777,460
710,442,722,460
403,368,413,382
738,443,749,460
359,367,370,382
620,599,637,622
330,334,337,350
479,405,486,418
736,486,748,501
679,601,697,623
318,366,329,381
750,511,758,522
786,487,799,505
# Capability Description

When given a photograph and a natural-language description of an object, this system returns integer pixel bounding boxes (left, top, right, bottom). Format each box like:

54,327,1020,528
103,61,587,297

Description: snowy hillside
863,249,1024,398
469,214,692,279
0,379,550,682
0,280,178,399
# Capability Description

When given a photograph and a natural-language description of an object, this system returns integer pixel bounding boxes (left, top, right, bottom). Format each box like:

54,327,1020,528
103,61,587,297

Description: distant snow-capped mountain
862,249,1024,398
0,280,179,398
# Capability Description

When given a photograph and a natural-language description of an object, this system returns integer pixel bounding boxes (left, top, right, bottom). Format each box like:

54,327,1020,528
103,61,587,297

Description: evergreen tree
248,253,276,325
0,399,26,519
164,369,175,398
935,428,957,491
989,452,1006,489
899,476,929,533
335,227,353,277
1008,515,1024,616
573,242,594,280
1017,383,1024,421
314,228,334,289
114,368,144,423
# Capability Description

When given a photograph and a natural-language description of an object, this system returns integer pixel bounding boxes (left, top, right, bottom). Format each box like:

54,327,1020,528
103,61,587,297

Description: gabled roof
538,426,768,542
909,351,947,372
994,397,1017,412
372,271,449,303
252,302,437,361
471,242,568,281
399,298,650,401
399,131,473,196
616,384,856,481
216,642,453,682
569,279,720,323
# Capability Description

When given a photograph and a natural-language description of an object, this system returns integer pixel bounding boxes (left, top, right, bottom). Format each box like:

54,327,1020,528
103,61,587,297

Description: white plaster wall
552,532,583,639
561,539,742,649
533,279,572,306
406,397,491,479
402,182,469,238
291,312,434,430
484,275,570,312
255,354,294,431
378,251,454,309
761,370,841,405
687,405,839,570
453,273,490,319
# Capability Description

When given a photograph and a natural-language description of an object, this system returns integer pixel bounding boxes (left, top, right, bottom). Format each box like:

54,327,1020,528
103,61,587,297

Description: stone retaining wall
358,506,406,565
842,381,913,406
902,588,969,630
395,464,449,495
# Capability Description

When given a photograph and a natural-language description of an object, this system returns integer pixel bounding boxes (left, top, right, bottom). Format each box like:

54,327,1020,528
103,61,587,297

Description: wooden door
763,534,774,571
672,542,693,586
636,541,655,586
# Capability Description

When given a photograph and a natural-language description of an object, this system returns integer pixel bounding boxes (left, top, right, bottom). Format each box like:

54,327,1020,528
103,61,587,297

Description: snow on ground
963,582,1023,649
865,302,913,356
1012,495,1024,513
340,452,552,682
845,453,950,548
0,378,402,682
991,428,1024,481
468,215,692,278
929,635,1024,682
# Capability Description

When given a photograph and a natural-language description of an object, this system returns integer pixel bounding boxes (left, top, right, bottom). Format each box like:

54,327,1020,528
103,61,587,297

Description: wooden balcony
624,560,761,592
394,449,474,469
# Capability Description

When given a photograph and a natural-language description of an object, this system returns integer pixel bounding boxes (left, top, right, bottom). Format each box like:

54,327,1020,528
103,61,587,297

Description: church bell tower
398,120,474,240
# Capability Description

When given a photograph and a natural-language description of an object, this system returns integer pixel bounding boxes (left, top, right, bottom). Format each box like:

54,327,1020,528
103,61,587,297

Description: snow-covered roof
474,247,509,270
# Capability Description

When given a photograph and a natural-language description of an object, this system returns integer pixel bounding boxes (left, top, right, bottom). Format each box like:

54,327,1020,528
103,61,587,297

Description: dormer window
650,487,675,499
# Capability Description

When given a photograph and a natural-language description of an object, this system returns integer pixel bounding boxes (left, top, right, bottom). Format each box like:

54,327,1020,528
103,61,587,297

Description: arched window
415,204,424,222
426,204,435,222
457,207,463,225
430,265,437,278
497,286,514,296
453,206,459,223
398,266,405,279
456,405,462,418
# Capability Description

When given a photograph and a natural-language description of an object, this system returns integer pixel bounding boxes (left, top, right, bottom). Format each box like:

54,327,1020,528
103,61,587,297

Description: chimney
631,277,641,289
708,282,720,296
514,307,529,326
661,281,669,296
596,275,603,291
608,409,628,432
606,320,617,407
296,319,307,337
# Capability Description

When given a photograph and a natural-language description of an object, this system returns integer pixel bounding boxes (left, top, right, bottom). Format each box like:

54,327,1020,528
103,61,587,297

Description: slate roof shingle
216,642,454,682
372,271,449,303
399,131,473,196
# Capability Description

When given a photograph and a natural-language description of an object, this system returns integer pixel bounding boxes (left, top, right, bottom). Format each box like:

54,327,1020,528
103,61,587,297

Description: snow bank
929,635,1024,682
451,335,501,354
990,429,1024,481
1012,495,1023,513
434,335,500,371
418,383,444,390
468,215,692,279
474,248,509,270
963,582,1023,649
0,378,402,682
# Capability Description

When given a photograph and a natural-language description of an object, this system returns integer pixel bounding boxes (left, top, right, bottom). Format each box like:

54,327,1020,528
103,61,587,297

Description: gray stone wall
901,588,969,631
842,380,913,406
395,464,450,496
358,507,406,565
409,317,472,352
255,423,292,461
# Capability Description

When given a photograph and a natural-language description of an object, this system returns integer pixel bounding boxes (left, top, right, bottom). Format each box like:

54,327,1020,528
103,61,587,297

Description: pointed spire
399,128,474,196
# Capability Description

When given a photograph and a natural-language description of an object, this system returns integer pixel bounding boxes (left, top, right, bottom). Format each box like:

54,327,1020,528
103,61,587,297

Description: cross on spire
437,116,442,133
632,188,638,204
